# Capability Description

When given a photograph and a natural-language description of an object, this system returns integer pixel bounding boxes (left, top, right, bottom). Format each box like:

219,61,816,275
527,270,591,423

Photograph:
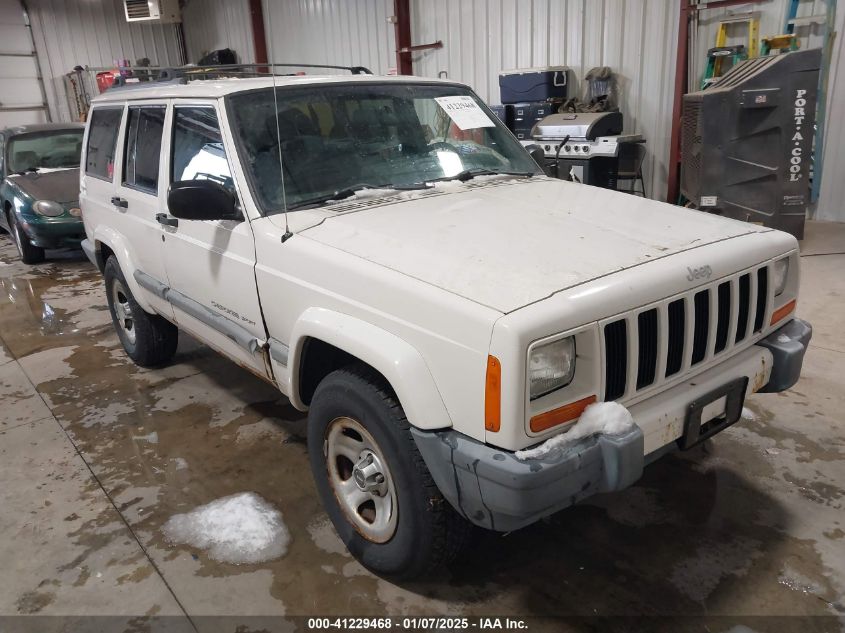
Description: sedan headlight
32,200,65,217
773,257,789,297
529,336,576,400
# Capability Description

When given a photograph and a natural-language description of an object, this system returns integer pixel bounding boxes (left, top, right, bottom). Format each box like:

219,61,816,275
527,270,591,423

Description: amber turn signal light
530,395,597,433
770,299,796,326
484,355,501,432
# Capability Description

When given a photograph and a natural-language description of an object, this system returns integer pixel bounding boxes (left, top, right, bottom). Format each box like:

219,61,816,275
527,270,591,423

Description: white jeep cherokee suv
80,71,811,578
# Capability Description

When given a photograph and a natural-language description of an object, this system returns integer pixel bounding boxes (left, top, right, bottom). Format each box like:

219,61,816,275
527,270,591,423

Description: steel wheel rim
324,416,398,543
111,280,136,345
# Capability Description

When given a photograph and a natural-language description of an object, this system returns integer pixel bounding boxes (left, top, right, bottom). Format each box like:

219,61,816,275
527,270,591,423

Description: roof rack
98,62,373,91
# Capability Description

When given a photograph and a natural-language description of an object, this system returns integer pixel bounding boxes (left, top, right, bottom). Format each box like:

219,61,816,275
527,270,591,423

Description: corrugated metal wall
261,0,396,75
182,0,255,64
815,2,842,222
409,0,680,200
26,0,184,122
18,0,841,219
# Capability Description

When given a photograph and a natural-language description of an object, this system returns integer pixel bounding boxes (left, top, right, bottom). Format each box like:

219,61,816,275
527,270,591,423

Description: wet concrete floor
0,222,843,631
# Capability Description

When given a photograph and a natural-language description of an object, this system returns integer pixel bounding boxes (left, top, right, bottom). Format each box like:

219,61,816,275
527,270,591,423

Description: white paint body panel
299,178,763,313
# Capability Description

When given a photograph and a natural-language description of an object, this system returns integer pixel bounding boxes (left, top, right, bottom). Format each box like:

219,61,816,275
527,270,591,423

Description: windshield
7,130,83,173
227,83,539,213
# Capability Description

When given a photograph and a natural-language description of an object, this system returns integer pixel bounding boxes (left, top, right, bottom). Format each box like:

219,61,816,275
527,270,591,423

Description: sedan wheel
8,212,44,264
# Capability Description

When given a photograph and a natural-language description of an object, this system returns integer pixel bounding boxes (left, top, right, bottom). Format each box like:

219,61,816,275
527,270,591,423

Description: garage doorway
0,0,49,127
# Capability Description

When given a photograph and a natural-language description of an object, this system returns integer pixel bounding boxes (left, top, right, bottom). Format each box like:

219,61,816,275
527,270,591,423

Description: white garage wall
25,0,184,122
262,0,396,76
815,2,843,223
409,0,680,201
182,0,255,64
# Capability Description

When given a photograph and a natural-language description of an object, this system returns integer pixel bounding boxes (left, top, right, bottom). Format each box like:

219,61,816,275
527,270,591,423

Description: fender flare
92,226,156,313
287,307,453,431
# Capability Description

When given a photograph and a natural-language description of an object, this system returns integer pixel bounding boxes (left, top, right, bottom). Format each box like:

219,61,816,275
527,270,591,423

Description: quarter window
85,108,122,180
123,106,165,192
171,106,233,190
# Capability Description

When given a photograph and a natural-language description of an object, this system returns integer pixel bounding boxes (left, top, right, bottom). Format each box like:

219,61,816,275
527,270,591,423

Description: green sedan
0,122,85,264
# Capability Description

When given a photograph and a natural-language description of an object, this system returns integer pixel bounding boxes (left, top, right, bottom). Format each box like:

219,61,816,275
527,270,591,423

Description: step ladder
701,46,747,89
700,14,759,89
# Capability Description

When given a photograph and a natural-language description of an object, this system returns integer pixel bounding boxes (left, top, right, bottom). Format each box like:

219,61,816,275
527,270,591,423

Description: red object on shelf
96,71,119,93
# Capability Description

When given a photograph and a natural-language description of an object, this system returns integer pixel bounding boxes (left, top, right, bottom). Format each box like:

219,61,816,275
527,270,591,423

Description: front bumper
19,215,85,249
413,318,812,532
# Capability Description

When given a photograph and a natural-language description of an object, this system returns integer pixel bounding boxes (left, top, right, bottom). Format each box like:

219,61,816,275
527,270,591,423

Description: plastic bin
499,66,570,104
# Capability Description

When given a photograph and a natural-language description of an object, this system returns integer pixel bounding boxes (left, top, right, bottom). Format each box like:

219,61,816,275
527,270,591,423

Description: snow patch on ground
162,492,290,564
741,407,756,421
172,457,188,470
515,401,635,461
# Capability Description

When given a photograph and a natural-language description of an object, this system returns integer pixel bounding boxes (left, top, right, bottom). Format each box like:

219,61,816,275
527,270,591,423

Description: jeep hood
296,178,764,313
6,168,80,204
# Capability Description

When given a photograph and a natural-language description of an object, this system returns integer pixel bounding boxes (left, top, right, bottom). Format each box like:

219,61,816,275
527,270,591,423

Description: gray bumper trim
411,425,644,532
757,318,812,393
81,238,98,268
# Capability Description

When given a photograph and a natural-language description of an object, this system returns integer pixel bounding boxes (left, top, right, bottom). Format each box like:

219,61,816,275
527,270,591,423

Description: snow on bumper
411,318,811,532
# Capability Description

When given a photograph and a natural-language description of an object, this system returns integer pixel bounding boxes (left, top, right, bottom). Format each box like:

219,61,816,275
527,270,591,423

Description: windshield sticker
434,96,495,130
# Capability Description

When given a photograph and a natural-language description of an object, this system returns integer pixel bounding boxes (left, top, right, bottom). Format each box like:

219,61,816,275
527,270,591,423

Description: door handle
110,196,128,208
156,213,178,228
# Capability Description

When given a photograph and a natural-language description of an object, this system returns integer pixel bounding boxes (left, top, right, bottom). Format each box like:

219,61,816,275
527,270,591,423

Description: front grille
691,290,710,365
666,299,686,377
715,282,731,353
636,309,658,389
602,263,771,401
604,320,628,401
754,267,768,332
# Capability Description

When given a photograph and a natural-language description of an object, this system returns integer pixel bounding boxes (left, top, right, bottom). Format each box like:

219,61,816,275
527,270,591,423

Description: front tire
8,211,45,264
104,256,178,367
307,365,470,579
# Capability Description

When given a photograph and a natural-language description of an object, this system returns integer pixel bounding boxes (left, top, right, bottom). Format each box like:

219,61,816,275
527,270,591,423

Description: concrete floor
0,221,843,630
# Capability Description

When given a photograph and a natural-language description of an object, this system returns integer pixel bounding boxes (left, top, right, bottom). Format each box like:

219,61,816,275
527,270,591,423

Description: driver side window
171,106,233,191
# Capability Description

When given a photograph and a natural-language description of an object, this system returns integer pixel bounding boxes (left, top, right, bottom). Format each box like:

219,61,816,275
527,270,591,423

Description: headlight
32,200,65,217
529,336,576,400
773,257,789,297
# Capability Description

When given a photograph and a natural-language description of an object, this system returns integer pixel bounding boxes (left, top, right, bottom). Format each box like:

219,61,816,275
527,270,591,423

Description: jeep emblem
687,265,712,281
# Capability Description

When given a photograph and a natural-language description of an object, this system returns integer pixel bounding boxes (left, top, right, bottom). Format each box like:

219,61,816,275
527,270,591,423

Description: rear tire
307,364,471,579
8,211,45,264
104,256,178,368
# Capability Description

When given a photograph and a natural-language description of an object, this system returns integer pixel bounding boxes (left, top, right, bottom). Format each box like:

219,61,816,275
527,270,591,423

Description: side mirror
167,180,237,221
524,143,546,168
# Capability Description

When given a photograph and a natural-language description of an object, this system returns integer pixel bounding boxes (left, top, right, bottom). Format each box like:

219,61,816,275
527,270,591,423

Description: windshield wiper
286,182,430,211
420,168,536,186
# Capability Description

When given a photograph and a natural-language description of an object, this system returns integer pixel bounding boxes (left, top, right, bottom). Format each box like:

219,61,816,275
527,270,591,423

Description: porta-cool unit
680,48,821,239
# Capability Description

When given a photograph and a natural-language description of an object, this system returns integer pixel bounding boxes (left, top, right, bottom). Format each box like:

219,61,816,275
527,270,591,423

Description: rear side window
171,106,234,190
85,108,122,180
123,106,165,193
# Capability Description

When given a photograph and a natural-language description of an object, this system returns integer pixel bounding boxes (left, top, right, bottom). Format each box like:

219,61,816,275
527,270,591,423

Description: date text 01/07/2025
306,617,529,630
